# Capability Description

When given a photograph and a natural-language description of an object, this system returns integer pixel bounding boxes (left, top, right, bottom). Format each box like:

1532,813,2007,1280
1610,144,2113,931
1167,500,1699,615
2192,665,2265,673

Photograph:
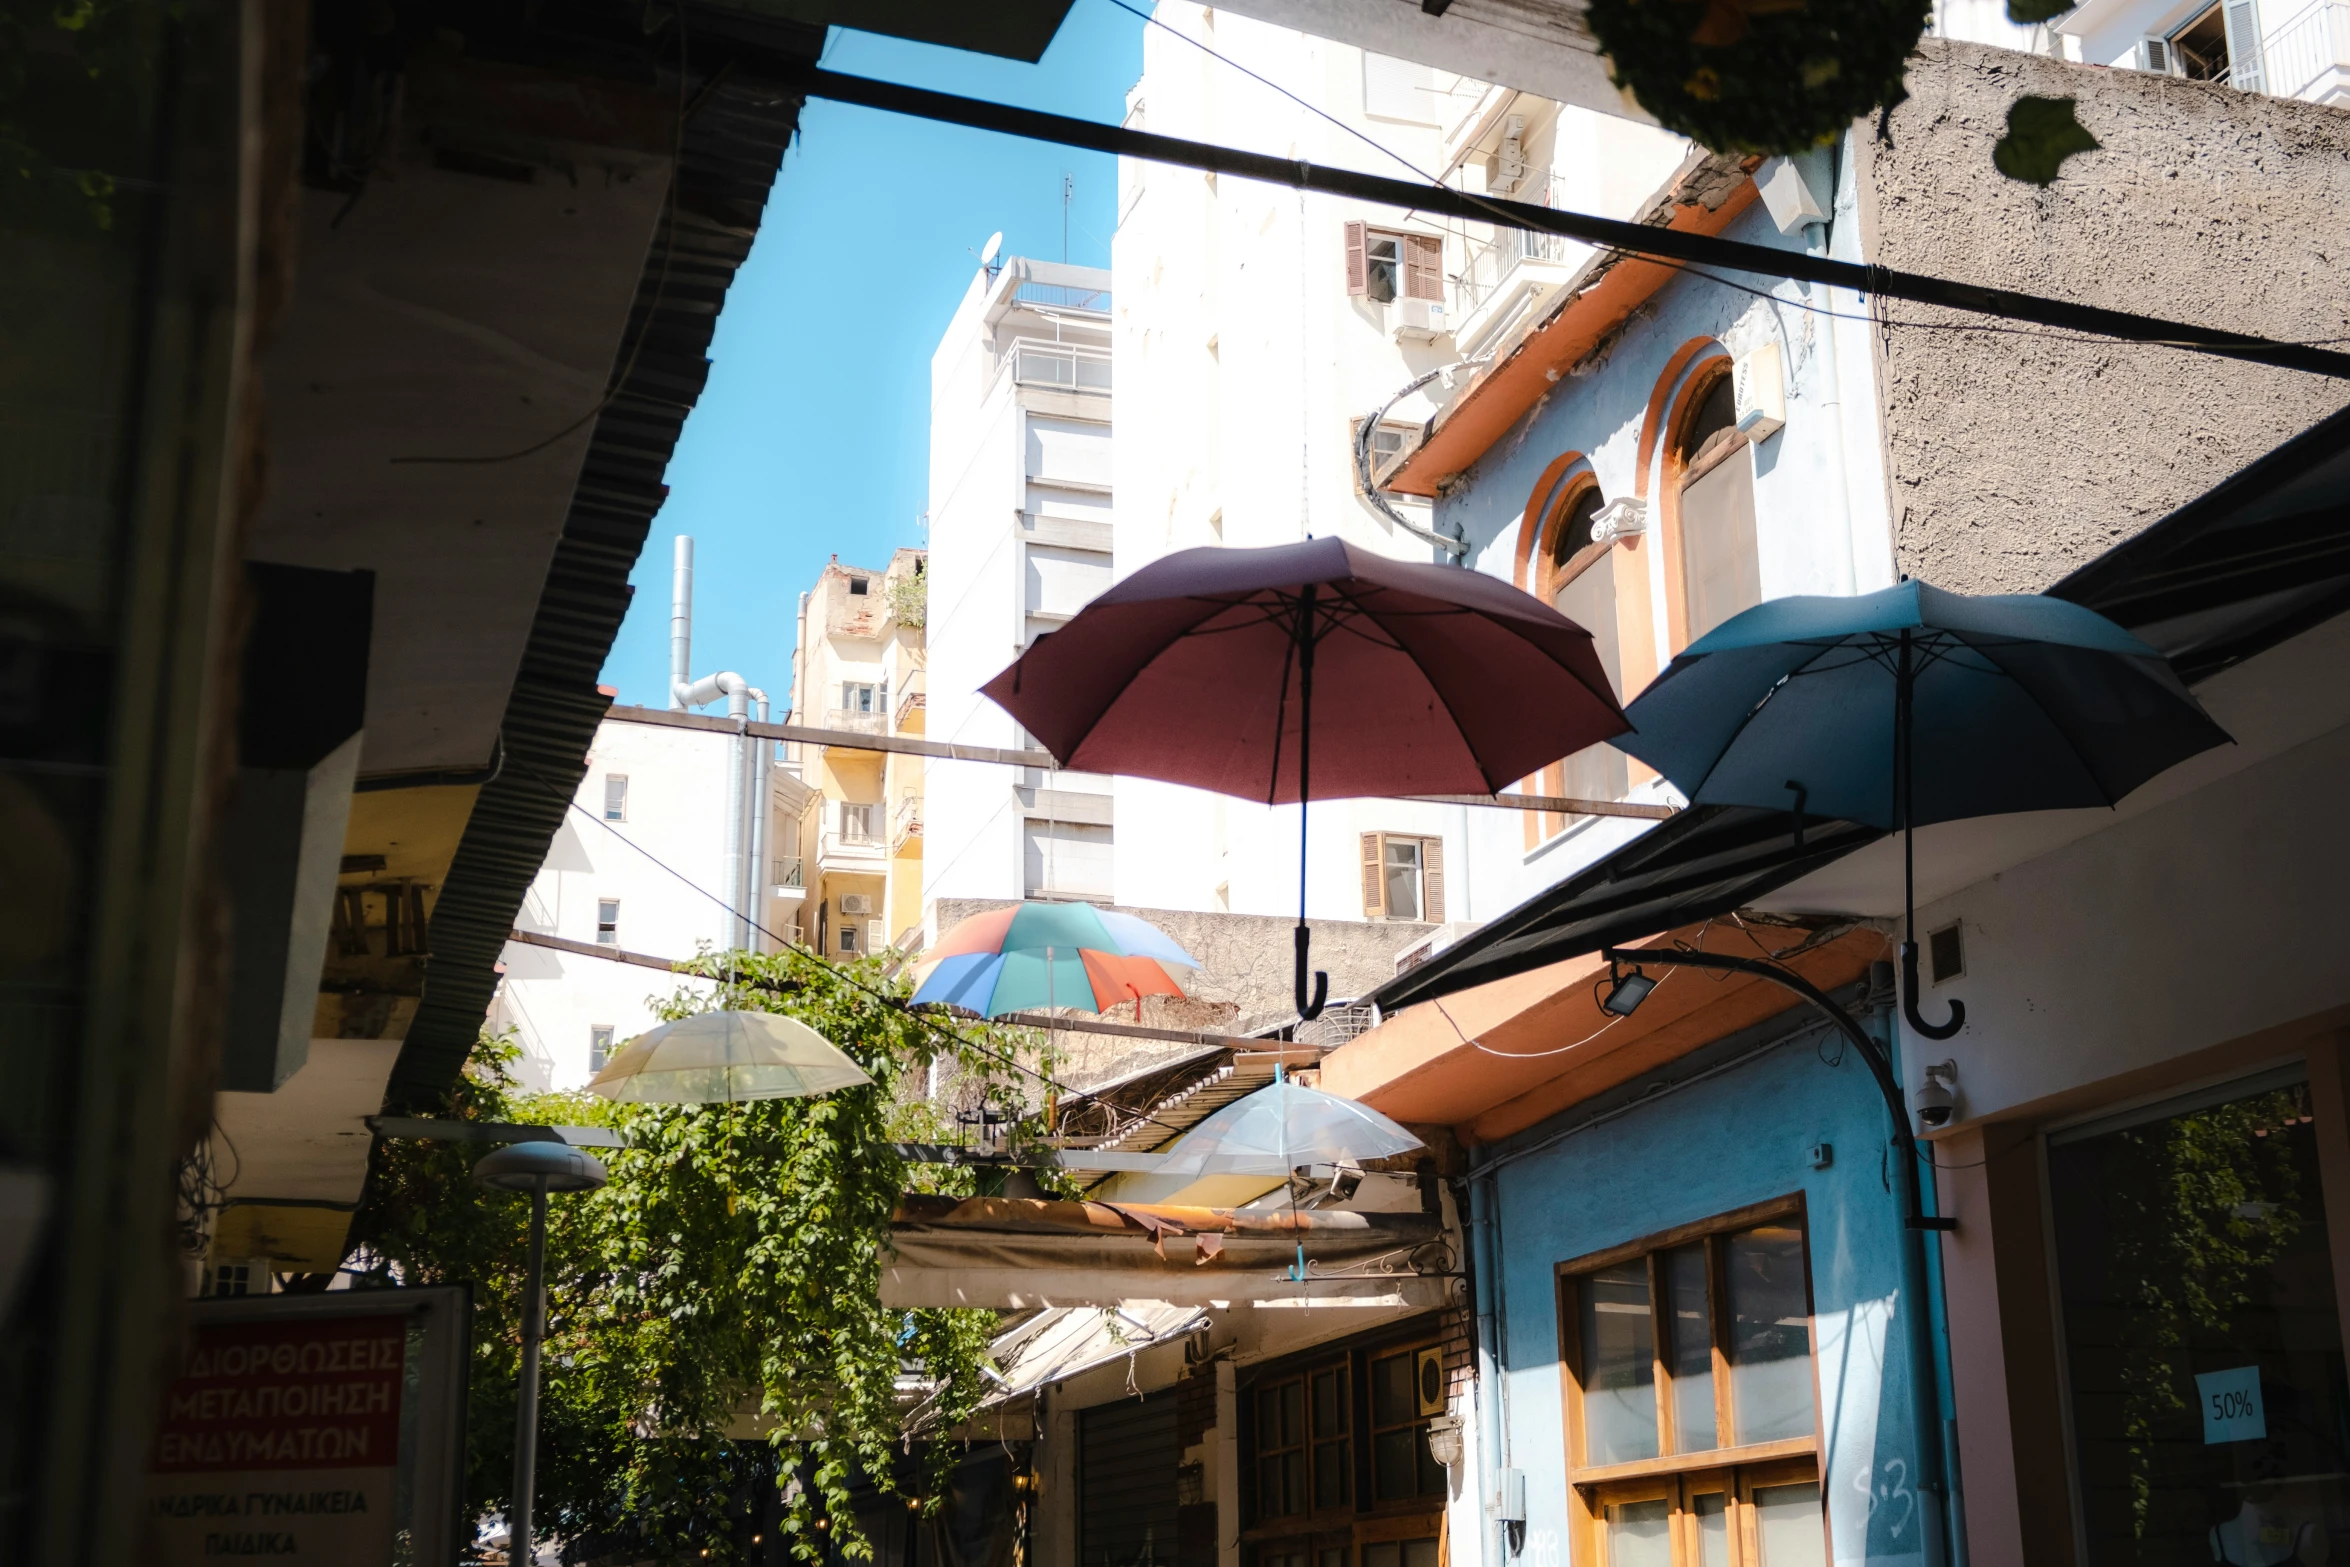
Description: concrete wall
1485,1020,1934,1567
1863,40,2350,593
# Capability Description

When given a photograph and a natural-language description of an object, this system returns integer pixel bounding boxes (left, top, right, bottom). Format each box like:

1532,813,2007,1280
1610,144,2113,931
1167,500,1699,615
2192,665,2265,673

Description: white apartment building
923,254,1119,910
1105,7,1688,942
493,539,809,1091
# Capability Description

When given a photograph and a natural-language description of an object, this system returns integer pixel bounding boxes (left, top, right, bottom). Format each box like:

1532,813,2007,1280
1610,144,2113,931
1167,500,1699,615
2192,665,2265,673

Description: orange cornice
1387,170,1761,501
1319,926,1887,1146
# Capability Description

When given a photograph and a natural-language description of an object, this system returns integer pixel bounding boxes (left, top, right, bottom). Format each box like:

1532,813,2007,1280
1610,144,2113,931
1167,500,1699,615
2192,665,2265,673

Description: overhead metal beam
779,64,2350,381
602,703,1675,818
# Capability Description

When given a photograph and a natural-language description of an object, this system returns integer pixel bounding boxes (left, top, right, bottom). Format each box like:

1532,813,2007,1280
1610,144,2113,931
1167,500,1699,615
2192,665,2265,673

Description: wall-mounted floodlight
1599,961,1657,1018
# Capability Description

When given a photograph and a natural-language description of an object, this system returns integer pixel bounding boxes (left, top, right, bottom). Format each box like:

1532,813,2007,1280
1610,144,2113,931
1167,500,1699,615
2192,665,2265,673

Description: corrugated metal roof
386,28,818,1105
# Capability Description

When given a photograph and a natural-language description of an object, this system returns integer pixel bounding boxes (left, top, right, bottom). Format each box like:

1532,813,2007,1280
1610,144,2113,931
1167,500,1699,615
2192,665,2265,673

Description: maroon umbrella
982,538,1629,1018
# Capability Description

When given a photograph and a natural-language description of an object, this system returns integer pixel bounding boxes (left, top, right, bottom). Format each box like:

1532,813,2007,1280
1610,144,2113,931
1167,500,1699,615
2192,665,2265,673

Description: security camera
1913,1061,1959,1132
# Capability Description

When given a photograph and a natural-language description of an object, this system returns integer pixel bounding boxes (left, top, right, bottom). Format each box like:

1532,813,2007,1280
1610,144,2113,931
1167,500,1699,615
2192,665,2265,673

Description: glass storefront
2050,1069,2349,1565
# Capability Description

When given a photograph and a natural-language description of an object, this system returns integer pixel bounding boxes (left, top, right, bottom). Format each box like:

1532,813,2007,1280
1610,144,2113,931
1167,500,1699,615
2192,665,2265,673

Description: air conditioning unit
1393,297,1449,343
840,893,874,916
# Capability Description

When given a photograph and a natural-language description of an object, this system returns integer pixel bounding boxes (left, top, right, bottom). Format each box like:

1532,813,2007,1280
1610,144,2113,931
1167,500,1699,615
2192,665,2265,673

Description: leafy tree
350,946,1051,1564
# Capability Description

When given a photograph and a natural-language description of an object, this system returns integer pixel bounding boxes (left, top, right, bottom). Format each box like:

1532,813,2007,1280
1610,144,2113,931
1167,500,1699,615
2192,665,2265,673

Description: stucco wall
1866,41,2350,592
1489,1022,1936,1567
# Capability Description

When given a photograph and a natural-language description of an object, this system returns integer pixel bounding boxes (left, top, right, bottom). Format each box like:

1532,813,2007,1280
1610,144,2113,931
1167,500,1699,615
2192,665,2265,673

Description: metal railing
1014,279,1111,312
1010,339,1112,393
893,793,923,843
772,856,804,889
2263,0,2350,98
824,707,888,736
1451,173,1581,321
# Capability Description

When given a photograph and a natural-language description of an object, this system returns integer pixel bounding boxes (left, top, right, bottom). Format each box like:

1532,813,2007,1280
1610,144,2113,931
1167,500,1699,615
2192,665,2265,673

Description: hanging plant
1585,0,1932,155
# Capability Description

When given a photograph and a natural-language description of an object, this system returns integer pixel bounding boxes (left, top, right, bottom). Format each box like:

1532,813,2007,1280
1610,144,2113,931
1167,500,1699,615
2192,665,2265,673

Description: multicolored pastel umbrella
909,902,1199,1019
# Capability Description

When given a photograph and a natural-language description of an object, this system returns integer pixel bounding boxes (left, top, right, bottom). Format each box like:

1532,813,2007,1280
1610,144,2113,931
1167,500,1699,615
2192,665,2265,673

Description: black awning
1371,402,2350,1016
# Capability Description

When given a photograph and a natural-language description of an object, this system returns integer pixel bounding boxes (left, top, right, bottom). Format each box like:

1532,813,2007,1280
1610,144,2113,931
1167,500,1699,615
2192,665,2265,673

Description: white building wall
924,256,1117,913
1110,7,1700,938
492,716,770,1088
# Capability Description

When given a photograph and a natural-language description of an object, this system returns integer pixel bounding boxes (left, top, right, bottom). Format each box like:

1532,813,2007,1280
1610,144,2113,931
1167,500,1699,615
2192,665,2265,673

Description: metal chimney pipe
746,690,770,951
669,536,694,710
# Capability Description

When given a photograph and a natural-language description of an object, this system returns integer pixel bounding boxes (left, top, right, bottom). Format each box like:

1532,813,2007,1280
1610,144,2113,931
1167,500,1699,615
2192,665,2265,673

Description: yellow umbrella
587,1011,871,1104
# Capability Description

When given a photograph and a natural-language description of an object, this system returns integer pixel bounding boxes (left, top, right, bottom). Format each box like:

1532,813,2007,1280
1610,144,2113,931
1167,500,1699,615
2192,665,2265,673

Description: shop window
2047,1070,2345,1564
1247,1338,1445,1567
1368,1347,1447,1503
1562,1206,1823,1564
1548,484,1631,804
1675,370,1760,647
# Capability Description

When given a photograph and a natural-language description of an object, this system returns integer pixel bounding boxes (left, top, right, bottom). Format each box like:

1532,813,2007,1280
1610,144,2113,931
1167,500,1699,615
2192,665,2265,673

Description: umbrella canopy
982,539,1629,1017
909,902,1198,1019
1617,579,2230,1039
1618,580,2231,829
981,537,1629,803
1155,1078,1424,1177
587,1010,872,1104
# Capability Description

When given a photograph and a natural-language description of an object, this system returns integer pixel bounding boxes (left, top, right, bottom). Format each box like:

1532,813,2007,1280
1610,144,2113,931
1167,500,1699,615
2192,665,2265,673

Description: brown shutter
1360,833,1385,918
1404,233,1444,302
1344,221,1369,296
1422,837,1445,924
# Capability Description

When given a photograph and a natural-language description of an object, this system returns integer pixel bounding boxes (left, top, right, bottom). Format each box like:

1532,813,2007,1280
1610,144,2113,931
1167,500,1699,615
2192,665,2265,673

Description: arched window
1673,368,1760,645
1548,483,1629,804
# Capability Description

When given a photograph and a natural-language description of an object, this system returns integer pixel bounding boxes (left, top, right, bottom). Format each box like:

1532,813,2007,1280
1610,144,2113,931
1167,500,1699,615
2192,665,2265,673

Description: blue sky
598,4,1144,708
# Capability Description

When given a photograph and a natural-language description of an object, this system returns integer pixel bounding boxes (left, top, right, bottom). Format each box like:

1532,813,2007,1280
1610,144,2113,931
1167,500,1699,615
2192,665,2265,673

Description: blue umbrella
1619,580,2230,1037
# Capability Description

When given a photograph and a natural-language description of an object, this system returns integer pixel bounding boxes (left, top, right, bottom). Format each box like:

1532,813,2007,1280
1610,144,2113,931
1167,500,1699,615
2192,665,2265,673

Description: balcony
892,793,923,852
1009,339,1111,395
894,670,926,733
819,806,886,875
824,707,887,738
2264,0,2350,102
771,856,806,901
1449,174,1589,359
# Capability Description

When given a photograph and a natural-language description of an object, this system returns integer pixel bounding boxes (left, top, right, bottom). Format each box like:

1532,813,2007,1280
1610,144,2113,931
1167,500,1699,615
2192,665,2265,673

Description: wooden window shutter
1361,832,1385,918
1344,221,1369,296
1422,837,1446,924
1403,234,1444,302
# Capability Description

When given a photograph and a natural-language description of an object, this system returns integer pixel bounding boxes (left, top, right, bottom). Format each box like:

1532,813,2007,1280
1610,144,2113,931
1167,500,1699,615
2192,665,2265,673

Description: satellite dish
980,231,1003,267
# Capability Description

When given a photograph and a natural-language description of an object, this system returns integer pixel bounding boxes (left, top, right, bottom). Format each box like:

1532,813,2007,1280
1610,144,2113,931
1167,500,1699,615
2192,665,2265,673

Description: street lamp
475,1141,608,1565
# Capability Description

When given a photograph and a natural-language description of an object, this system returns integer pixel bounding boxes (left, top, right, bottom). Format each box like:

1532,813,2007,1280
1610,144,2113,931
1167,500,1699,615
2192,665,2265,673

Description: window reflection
1580,1260,1659,1464
1726,1225,1815,1445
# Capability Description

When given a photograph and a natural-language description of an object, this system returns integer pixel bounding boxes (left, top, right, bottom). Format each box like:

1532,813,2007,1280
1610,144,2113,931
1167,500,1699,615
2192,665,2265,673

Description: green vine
351,947,1055,1564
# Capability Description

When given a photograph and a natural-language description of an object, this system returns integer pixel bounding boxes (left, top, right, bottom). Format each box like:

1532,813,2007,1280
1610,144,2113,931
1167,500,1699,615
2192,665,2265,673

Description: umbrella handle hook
1901,939,1965,1041
1295,925,1329,1022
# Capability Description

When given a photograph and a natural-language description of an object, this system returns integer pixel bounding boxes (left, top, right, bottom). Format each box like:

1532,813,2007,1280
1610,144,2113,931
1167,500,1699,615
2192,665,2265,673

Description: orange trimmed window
1670,368,1761,648
1545,484,1630,806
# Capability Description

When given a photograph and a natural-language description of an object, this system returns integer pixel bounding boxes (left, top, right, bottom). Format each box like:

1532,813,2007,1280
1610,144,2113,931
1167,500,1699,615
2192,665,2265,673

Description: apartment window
2048,1070,2344,1563
595,899,620,946
842,682,880,715
1344,223,1442,307
588,1025,614,1073
1360,834,1444,923
840,802,878,842
1674,368,1761,647
603,774,627,822
1563,1208,1823,1565
2155,1,2261,85
204,1262,253,1298
838,922,859,955
1548,485,1631,804
848,576,870,595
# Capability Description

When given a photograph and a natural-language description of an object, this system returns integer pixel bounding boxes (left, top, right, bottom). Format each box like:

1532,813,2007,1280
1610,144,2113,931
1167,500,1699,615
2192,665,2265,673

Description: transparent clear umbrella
586,1011,871,1105
1154,1078,1423,1176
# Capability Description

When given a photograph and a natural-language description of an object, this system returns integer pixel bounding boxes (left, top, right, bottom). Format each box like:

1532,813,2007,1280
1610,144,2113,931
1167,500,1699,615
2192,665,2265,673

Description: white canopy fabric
587,1011,871,1104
